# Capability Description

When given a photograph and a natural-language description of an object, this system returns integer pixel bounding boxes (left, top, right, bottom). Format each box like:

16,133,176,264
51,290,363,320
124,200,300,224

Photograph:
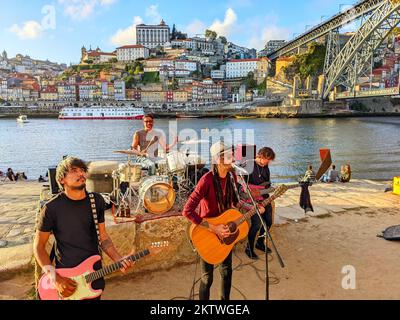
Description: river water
0,117,399,183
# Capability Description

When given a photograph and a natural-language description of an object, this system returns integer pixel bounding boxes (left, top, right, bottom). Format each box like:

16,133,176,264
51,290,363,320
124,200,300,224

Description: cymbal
113,150,142,156
180,140,209,145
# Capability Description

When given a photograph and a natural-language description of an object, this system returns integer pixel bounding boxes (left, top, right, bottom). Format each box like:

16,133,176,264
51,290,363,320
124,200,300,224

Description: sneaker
245,246,259,260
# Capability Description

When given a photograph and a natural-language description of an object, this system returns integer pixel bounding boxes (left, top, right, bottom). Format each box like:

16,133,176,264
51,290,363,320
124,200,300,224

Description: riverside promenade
0,179,399,300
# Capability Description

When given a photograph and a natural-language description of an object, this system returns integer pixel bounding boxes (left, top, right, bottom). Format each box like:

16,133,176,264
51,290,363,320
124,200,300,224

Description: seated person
131,114,178,175
321,165,339,183
340,164,351,183
301,165,316,183
17,172,27,180
6,168,17,181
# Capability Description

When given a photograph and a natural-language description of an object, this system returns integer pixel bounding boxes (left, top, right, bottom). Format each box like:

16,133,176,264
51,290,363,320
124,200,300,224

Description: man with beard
34,157,133,299
131,114,178,175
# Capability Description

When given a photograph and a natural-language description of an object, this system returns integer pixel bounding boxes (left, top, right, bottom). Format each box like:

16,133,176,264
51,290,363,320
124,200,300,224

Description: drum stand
114,154,141,218
174,171,191,207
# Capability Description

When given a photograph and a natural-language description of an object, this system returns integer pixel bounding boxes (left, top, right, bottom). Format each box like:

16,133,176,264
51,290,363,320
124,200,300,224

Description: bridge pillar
306,76,313,96
293,75,301,98
318,75,325,99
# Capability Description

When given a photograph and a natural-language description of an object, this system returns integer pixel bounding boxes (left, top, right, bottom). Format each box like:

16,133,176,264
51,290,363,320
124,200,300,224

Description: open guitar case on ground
378,225,400,241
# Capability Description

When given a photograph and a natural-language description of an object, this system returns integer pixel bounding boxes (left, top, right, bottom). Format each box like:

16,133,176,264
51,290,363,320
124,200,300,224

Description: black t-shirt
245,160,271,188
38,192,106,290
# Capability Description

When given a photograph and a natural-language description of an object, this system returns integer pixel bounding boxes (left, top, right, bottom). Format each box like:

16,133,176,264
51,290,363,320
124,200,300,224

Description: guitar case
378,225,400,241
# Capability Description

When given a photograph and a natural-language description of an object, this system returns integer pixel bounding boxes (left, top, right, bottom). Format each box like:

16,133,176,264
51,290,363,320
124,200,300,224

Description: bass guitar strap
89,193,103,258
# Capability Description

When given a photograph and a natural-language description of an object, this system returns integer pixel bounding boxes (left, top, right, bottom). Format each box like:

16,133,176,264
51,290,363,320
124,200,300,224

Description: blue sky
0,0,355,64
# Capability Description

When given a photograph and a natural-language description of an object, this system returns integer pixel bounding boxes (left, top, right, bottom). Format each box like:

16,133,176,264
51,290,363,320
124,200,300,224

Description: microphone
231,163,249,176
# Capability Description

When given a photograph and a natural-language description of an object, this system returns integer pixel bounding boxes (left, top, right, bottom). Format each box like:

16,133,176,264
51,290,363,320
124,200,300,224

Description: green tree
243,72,257,90
205,29,218,41
171,24,177,40
283,43,326,81
219,36,227,45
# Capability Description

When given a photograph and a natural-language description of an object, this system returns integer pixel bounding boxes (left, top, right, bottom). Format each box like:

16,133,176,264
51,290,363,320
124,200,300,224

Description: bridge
267,0,400,101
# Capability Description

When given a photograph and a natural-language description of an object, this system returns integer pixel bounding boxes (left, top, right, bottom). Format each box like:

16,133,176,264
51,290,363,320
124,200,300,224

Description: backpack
377,225,400,241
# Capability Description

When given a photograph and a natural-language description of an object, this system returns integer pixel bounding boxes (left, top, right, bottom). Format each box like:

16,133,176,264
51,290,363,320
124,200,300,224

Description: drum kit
109,140,209,220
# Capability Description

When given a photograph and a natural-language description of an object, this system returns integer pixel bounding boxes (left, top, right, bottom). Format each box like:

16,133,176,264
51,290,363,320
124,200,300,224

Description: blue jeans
135,157,156,175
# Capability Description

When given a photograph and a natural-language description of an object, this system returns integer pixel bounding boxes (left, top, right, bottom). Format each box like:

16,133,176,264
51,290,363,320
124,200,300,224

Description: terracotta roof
41,85,57,93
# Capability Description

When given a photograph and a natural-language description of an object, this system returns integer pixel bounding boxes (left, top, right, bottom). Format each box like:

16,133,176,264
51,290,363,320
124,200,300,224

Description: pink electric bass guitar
38,241,168,300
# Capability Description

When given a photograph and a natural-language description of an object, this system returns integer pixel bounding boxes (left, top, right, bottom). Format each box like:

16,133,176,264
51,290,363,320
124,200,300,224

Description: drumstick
142,136,157,157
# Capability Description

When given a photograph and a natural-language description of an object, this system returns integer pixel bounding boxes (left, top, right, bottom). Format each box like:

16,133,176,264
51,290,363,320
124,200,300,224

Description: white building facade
226,59,260,79
136,20,170,49
116,45,150,62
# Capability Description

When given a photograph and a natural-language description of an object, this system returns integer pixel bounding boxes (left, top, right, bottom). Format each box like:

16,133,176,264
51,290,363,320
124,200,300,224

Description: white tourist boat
16,115,29,123
59,106,145,120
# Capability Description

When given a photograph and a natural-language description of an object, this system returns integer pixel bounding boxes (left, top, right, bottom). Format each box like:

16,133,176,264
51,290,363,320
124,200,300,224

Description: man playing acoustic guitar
182,142,265,300
34,157,134,300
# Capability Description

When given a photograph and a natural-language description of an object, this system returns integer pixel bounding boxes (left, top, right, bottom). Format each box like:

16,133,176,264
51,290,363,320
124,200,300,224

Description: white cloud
58,0,117,20
146,4,162,24
109,4,164,47
185,19,207,37
208,8,238,37
9,20,43,40
110,16,144,46
248,25,290,50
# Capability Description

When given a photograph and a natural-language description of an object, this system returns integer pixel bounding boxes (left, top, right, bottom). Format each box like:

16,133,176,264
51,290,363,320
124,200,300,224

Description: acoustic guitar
189,186,288,265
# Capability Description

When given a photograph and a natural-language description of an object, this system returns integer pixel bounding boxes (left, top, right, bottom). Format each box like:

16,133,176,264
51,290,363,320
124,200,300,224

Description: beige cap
210,141,232,159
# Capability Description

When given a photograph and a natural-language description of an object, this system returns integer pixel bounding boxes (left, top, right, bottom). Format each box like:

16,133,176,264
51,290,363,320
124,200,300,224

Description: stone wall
103,215,197,279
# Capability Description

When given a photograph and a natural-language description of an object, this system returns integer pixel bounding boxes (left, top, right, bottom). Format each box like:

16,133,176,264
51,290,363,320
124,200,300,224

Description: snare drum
166,151,186,173
119,163,142,183
156,159,168,176
139,176,176,215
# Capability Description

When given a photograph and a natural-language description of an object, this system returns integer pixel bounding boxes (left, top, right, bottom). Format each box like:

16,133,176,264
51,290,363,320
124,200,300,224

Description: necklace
257,164,265,178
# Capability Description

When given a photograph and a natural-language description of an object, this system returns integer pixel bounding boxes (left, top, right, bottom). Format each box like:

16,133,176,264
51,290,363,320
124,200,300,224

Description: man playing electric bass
182,142,265,300
34,157,134,300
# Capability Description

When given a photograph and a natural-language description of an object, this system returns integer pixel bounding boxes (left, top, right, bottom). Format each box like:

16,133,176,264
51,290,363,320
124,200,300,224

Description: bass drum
139,176,176,215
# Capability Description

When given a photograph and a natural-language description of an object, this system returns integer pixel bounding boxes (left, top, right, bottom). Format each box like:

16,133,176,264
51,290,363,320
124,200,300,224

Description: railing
335,86,400,99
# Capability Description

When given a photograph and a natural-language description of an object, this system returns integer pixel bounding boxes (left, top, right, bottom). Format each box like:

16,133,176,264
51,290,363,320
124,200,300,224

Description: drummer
131,114,178,175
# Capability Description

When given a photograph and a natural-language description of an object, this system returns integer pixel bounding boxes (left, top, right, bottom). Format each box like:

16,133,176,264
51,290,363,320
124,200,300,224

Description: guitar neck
85,249,150,283
263,183,300,195
235,195,277,226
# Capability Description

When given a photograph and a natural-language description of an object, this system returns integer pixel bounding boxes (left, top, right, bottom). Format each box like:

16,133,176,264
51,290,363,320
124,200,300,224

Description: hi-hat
113,150,142,156
180,140,209,145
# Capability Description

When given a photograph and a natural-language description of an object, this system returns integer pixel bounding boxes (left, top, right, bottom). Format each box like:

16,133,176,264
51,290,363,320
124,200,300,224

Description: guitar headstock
272,184,289,199
149,241,169,255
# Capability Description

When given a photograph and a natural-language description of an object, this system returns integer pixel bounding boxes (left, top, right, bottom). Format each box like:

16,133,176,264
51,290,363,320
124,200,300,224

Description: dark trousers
199,252,233,300
248,203,273,251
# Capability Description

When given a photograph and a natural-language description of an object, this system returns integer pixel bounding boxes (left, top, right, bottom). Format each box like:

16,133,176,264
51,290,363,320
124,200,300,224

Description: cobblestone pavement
0,181,44,248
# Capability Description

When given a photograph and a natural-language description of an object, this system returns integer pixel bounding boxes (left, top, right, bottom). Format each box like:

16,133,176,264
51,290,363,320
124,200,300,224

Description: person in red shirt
182,142,264,300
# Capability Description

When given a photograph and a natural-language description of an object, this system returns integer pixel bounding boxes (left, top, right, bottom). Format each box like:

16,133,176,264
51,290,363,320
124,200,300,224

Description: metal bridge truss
268,0,384,60
323,0,400,99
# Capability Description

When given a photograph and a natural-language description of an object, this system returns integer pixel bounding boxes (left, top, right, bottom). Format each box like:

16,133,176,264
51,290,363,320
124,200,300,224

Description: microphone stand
237,172,285,301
